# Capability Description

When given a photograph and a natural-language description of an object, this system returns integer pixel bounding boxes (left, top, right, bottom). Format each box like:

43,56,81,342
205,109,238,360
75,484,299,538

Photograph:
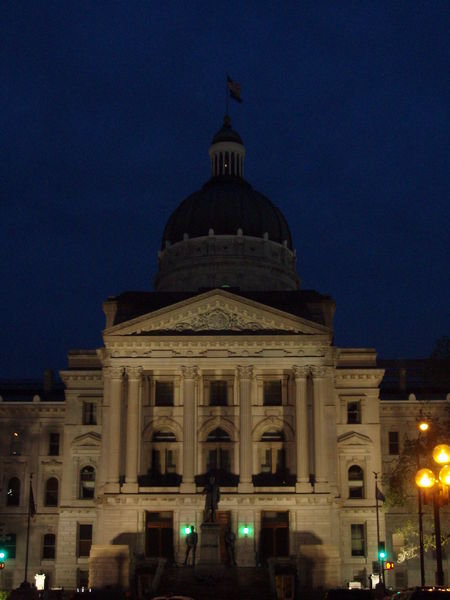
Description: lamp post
416,418,429,586
415,443,450,587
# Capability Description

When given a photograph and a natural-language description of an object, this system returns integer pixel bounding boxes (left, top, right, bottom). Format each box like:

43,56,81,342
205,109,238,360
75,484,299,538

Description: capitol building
0,116,448,594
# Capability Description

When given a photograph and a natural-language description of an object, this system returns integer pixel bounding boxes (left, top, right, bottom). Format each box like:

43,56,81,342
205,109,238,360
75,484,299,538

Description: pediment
337,431,373,446
104,289,330,337
72,432,101,448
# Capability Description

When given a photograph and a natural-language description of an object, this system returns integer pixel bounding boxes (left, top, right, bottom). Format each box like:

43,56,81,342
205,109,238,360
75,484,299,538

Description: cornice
60,371,102,384
335,369,384,387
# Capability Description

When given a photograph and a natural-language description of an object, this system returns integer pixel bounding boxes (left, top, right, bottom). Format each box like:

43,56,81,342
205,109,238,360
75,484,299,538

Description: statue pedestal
198,522,221,565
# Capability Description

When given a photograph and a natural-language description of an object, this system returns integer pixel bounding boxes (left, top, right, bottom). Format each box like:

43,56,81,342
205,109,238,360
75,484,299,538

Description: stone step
154,566,274,600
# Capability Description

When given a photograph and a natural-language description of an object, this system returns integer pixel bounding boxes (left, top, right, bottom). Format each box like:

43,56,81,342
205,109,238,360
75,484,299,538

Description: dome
154,116,299,292
161,177,293,249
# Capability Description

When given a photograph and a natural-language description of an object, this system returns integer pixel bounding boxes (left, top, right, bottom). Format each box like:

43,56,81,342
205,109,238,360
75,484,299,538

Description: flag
376,485,386,502
29,481,36,517
227,75,242,103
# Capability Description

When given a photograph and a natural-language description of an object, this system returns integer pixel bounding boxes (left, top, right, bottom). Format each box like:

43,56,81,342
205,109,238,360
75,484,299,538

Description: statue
203,475,220,522
183,525,198,567
225,526,237,566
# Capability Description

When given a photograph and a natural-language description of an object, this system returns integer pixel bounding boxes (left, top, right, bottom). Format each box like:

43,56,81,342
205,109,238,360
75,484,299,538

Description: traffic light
0,562,5,570
378,541,386,560
385,561,395,570
0,549,6,561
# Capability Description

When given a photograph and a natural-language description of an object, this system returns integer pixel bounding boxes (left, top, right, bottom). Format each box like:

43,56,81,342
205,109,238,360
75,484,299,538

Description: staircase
153,565,274,599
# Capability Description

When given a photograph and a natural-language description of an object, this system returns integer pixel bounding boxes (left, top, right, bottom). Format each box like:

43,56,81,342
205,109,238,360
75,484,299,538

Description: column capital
310,365,332,379
292,365,311,379
104,366,124,380
126,366,143,381
236,365,254,380
181,365,199,380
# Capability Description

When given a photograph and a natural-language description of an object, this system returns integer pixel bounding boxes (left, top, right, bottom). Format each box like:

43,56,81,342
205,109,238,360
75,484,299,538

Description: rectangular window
210,381,227,406
389,431,399,455
347,401,361,424
351,524,365,556
155,381,174,406
263,381,282,406
82,402,97,425
4,533,16,559
77,524,92,557
42,533,56,559
49,433,60,456
165,450,176,474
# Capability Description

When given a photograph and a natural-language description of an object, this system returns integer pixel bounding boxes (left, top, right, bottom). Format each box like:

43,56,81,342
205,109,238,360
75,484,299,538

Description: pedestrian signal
385,561,395,570
0,562,5,570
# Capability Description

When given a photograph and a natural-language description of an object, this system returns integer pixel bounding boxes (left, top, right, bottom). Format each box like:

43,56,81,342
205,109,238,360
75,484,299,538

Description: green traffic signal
0,550,6,560
378,541,386,560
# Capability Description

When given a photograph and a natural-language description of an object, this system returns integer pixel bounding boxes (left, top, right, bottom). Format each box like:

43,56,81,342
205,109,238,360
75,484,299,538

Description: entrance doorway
216,510,232,564
260,511,289,563
145,511,174,562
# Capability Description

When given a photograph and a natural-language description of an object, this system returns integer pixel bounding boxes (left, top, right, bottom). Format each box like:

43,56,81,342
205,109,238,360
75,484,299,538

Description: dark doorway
216,510,232,563
260,511,289,562
145,511,174,562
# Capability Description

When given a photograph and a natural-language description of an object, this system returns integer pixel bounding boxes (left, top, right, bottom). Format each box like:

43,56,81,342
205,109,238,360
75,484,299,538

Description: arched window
79,466,95,499
260,430,286,473
42,533,56,559
7,477,20,506
45,477,59,506
206,428,231,472
151,431,177,474
348,465,364,499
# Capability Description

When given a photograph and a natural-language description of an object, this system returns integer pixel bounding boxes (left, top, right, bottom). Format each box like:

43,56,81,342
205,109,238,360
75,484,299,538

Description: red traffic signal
385,561,395,570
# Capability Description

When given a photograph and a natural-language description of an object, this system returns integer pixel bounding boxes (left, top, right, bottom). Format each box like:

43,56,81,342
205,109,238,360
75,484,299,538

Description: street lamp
416,417,429,586
415,442,450,587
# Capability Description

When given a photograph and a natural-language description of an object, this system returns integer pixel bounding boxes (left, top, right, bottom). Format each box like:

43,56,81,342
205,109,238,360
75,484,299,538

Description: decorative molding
126,366,143,381
292,365,311,379
181,365,199,380
104,366,124,380
236,365,254,380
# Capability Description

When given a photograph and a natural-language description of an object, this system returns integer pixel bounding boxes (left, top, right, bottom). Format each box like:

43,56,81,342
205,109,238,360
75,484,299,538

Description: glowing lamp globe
418,421,429,432
439,464,450,486
432,444,450,465
415,468,436,488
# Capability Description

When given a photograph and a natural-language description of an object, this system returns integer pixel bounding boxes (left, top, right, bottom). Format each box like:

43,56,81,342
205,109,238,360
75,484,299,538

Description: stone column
105,366,123,493
293,365,312,493
180,366,198,493
311,366,329,492
237,365,254,493
123,366,142,493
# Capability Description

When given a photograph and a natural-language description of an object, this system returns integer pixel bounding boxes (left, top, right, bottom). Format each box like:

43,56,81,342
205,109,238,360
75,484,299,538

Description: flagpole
23,474,33,586
225,76,229,116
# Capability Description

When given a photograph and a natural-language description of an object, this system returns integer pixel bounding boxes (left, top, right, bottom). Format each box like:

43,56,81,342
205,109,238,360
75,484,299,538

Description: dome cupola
208,115,245,178
154,117,300,292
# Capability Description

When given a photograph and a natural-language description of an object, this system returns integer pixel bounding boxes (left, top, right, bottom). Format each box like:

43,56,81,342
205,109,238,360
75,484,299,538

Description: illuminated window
77,524,92,557
155,381,174,406
49,433,60,456
42,533,56,559
210,381,227,406
347,401,361,424
82,402,97,425
79,466,95,499
389,431,399,455
351,524,365,556
7,477,20,506
348,465,364,499
45,478,59,506
263,381,282,406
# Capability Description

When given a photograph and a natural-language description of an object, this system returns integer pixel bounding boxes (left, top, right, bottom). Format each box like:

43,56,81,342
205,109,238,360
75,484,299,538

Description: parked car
390,587,450,599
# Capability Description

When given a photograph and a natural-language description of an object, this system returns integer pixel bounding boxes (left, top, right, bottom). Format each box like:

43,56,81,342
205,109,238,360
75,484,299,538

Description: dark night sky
1,2,449,378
